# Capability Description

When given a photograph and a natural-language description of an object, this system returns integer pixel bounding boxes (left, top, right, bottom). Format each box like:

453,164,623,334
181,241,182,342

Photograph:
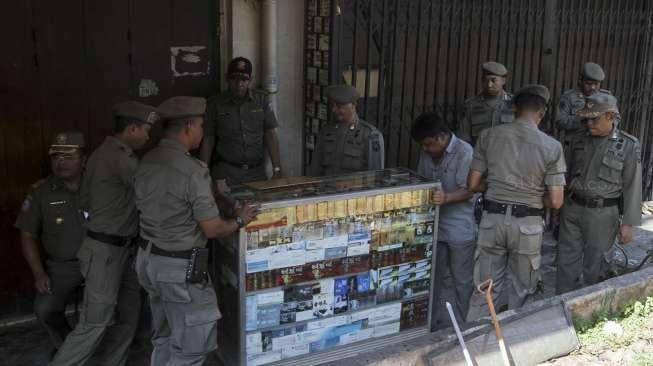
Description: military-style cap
113,101,160,125
49,131,85,155
158,96,207,122
481,61,508,77
514,84,551,103
227,57,253,77
576,93,618,118
580,62,605,82
325,84,360,104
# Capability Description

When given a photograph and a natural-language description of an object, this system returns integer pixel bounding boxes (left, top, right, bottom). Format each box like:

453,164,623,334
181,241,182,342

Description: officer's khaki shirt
205,89,278,165
567,128,642,226
80,136,139,237
135,139,219,251
460,90,514,145
15,176,85,260
310,119,385,176
471,118,567,209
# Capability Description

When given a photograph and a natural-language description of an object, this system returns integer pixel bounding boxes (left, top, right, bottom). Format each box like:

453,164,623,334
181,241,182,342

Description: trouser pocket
181,307,220,355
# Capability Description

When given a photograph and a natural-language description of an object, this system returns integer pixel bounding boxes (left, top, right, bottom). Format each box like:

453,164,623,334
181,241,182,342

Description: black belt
484,200,544,218
570,194,620,208
218,159,262,170
138,238,193,260
87,230,133,247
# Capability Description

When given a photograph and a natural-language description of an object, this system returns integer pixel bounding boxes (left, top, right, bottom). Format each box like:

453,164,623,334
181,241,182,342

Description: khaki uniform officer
201,57,282,184
310,84,385,176
135,96,257,365
467,85,566,319
460,62,514,145
51,102,159,366
15,132,86,354
556,93,641,294
555,62,621,150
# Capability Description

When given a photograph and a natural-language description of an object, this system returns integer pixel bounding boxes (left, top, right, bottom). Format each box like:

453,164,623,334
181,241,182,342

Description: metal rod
363,0,373,119
376,0,388,142
446,302,474,366
351,0,359,88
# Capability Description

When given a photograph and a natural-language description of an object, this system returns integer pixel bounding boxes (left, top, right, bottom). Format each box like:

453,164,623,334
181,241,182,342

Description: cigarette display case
215,168,440,366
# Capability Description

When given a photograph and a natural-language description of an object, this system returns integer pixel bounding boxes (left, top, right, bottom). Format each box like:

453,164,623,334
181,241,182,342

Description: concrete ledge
325,266,653,366
561,265,653,321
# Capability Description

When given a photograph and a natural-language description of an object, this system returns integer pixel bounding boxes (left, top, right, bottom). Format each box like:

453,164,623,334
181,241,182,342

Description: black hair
513,94,547,112
163,119,187,136
411,111,451,142
114,117,147,133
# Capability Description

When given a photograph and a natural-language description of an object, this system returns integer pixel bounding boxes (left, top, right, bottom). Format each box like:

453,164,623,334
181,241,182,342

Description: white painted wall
229,0,305,177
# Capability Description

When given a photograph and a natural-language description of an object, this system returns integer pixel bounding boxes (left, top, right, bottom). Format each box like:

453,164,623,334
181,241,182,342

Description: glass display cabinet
214,168,440,366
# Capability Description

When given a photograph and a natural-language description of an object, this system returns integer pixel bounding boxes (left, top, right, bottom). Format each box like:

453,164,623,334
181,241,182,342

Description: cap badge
586,102,594,109
146,111,159,124
56,133,67,144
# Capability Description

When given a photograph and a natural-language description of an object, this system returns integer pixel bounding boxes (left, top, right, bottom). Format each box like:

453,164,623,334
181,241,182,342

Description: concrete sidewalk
1,218,651,365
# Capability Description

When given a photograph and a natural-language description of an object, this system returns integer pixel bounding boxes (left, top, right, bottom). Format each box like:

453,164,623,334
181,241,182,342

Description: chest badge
55,217,64,225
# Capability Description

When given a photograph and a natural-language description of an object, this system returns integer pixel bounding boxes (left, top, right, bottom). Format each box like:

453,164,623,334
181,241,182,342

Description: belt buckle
589,198,602,208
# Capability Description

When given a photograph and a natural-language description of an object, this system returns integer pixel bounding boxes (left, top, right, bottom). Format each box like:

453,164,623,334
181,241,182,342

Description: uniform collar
481,90,505,101
225,88,254,103
49,176,79,193
336,115,360,130
513,117,540,130
159,138,190,154
446,134,459,154
106,135,134,155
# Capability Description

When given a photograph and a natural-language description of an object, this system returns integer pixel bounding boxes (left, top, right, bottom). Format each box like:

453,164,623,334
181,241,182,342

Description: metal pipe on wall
260,0,278,112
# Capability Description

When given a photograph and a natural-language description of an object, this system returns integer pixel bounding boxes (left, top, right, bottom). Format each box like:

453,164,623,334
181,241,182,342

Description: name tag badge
49,200,66,205
55,217,64,225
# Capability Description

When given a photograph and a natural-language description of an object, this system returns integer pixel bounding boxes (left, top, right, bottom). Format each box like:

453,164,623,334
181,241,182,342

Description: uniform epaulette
31,178,46,190
561,88,578,97
190,156,208,169
358,120,380,133
618,129,639,143
464,95,481,105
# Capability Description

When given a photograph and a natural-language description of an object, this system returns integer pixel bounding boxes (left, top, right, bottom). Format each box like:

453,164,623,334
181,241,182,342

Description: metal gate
0,0,219,312
304,0,653,199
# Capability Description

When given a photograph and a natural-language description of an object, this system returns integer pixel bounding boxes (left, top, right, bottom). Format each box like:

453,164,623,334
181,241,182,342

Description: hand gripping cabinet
215,168,440,366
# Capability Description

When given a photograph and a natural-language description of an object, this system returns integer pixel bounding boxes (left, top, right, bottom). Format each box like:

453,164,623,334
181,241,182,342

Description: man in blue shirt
412,112,476,328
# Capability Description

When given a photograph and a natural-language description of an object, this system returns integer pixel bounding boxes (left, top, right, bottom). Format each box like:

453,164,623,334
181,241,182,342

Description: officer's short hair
114,117,148,133
514,94,547,112
163,116,202,135
411,111,451,142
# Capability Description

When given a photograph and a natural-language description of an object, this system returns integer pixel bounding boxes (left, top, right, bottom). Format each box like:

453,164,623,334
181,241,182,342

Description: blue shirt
417,134,477,244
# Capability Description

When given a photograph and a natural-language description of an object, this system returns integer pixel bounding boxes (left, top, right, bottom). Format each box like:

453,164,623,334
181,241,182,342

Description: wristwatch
235,216,245,228
273,166,281,173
